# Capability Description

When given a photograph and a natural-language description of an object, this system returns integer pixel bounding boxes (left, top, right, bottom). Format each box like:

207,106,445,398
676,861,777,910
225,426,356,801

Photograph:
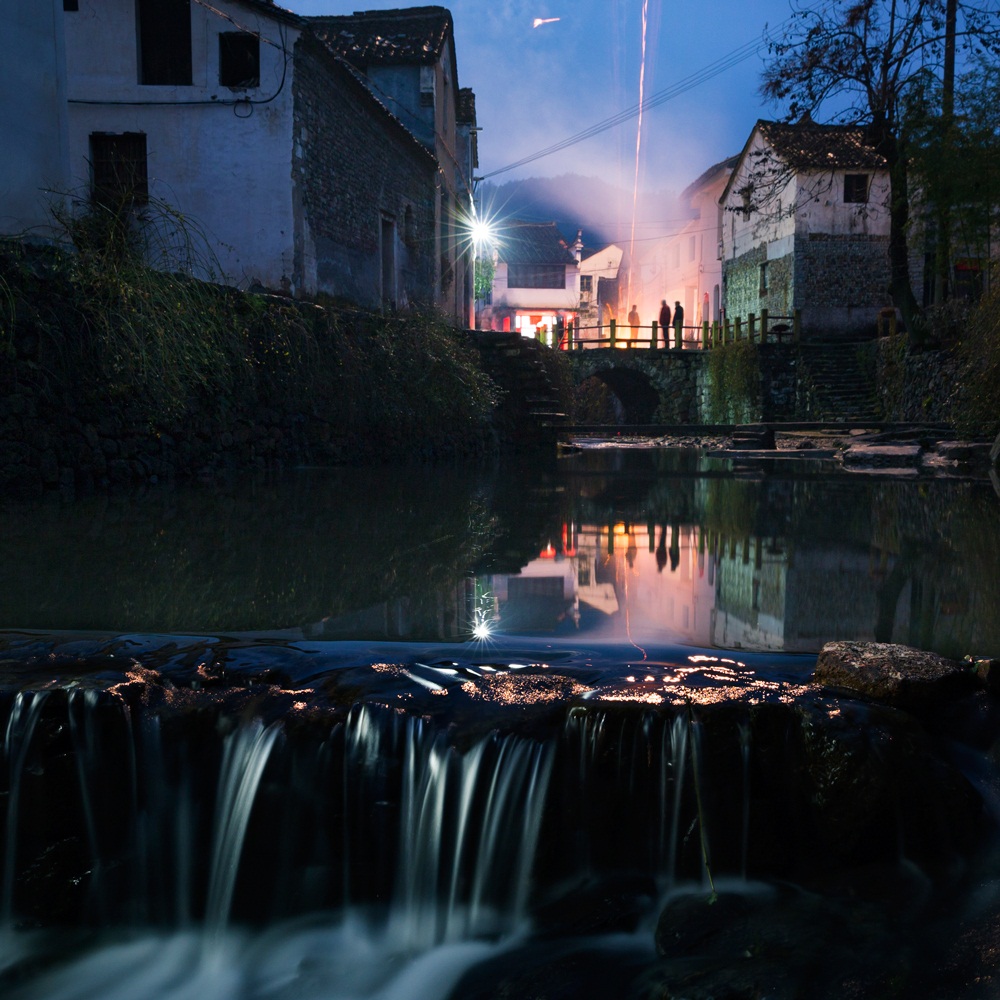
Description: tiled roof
499,222,578,265
235,0,304,27
307,7,453,67
681,154,739,202
756,119,886,170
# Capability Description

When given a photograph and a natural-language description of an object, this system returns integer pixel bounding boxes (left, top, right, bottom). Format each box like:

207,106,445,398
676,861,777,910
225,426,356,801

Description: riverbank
1,240,502,497
570,426,997,482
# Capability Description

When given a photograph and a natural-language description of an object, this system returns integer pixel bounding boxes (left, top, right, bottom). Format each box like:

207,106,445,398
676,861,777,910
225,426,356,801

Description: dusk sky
288,0,798,212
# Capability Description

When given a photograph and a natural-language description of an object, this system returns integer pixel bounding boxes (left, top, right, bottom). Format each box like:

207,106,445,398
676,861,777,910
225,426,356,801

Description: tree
760,0,1000,338
905,57,1000,296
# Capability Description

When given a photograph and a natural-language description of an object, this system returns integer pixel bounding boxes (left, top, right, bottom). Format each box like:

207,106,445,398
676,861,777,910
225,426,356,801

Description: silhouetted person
658,300,671,348
673,301,684,347
628,304,640,342
669,524,681,572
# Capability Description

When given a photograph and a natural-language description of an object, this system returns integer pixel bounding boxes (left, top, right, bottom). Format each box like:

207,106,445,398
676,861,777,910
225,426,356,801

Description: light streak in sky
626,0,650,308
532,17,560,28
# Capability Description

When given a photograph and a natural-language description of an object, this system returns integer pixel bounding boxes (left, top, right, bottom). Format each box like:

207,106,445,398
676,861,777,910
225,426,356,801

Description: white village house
577,242,623,333
719,118,893,340
1,0,476,321
637,156,738,338
479,221,582,343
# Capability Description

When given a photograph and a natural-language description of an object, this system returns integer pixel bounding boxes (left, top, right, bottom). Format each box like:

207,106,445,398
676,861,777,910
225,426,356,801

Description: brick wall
292,36,437,308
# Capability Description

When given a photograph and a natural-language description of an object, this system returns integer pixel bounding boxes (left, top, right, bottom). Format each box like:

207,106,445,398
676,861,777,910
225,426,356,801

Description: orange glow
540,542,557,559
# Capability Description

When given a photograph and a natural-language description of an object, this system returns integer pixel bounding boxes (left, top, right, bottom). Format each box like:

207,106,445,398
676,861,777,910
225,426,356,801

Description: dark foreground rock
814,639,977,709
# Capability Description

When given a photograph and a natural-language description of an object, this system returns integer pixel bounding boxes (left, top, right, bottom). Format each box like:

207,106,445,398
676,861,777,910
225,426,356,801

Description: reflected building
485,523,715,645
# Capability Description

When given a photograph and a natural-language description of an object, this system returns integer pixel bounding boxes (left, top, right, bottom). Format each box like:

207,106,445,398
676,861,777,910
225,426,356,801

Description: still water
2,447,998,659
2,447,1000,999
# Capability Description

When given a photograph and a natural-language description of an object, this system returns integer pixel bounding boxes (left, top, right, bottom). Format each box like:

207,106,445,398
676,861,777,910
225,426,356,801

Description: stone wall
722,244,766,323
0,299,496,501
796,233,891,339
875,337,962,425
568,344,799,425
292,36,437,309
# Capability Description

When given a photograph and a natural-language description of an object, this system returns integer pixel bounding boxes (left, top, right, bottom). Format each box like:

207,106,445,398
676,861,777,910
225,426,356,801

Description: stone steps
474,332,566,445
798,342,880,422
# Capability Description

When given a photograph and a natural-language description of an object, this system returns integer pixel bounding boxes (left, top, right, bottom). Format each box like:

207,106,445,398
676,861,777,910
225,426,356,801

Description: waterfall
1,691,49,926
345,705,555,949
204,720,282,935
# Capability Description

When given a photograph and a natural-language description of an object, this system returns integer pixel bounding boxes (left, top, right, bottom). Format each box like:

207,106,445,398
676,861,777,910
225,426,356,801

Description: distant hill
478,174,681,256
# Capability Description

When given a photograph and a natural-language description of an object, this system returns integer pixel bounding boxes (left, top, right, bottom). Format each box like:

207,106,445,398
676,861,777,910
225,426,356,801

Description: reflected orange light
540,542,557,559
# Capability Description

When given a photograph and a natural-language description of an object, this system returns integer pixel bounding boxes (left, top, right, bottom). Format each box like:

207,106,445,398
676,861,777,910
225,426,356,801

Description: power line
478,1,839,180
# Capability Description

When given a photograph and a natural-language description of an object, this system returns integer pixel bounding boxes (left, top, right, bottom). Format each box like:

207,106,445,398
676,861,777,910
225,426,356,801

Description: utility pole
934,0,958,305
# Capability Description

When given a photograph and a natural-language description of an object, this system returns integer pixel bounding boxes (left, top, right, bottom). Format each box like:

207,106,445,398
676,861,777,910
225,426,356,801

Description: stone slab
842,444,923,467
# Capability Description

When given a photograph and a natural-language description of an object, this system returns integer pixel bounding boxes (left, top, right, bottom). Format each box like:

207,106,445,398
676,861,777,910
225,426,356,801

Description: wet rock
650,885,917,1000
842,443,922,468
814,640,976,709
793,697,983,869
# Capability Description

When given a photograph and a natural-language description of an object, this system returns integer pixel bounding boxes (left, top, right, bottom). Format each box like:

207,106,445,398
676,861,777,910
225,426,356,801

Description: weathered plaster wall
0,0,69,237
63,0,300,291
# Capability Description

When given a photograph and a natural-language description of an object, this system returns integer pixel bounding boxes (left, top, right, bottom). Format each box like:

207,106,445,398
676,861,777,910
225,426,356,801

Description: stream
1,448,998,998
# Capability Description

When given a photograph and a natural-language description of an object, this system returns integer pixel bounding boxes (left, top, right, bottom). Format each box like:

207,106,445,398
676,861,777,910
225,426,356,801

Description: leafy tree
474,253,495,301
905,56,1000,294
760,0,1000,338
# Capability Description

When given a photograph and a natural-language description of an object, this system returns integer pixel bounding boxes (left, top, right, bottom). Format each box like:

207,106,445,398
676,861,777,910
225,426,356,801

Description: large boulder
814,640,977,709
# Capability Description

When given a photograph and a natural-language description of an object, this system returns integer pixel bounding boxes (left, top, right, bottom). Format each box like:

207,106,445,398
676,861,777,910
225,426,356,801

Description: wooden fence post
609,318,617,349
760,308,769,343
651,320,658,349
724,318,732,343
702,320,709,349
735,316,743,341
748,313,756,343
673,322,682,350
712,320,720,348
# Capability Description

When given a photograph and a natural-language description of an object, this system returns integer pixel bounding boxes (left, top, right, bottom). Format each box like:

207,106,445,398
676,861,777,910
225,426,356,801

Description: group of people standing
626,300,684,347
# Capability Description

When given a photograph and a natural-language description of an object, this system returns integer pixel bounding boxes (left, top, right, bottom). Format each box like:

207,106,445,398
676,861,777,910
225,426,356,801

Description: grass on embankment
0,229,499,462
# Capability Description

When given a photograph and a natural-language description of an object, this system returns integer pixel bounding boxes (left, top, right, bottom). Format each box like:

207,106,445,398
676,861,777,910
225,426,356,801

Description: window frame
137,0,193,86
843,173,870,204
90,131,149,208
219,31,260,89
507,263,566,290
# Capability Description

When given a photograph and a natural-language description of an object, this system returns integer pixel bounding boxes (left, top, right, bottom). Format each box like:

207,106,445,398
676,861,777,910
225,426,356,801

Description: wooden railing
531,309,802,351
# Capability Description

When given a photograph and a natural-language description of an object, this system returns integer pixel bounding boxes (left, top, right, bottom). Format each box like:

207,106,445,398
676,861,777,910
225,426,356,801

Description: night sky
288,0,797,205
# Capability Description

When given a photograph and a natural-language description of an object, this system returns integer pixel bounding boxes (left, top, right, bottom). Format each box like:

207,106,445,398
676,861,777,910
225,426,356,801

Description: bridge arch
566,350,702,425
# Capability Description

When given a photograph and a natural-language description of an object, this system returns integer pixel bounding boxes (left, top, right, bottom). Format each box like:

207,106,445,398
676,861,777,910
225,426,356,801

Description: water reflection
1,450,997,658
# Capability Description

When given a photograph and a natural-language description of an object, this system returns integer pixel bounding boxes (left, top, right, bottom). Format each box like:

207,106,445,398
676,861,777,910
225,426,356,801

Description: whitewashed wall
0,0,69,238
64,0,300,291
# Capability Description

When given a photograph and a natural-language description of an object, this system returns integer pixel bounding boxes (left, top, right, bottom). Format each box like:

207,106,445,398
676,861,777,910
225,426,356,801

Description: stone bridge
565,348,710,424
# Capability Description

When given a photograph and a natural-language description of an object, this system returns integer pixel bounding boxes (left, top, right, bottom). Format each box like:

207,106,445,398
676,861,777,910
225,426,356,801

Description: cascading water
2,691,50,927
0,661,993,999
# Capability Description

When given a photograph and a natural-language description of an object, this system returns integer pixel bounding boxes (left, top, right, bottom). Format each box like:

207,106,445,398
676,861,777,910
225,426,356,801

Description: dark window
90,132,149,207
508,264,566,289
137,0,192,86
580,274,593,293
64,0,79,11
759,261,769,294
219,32,260,88
844,173,870,203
